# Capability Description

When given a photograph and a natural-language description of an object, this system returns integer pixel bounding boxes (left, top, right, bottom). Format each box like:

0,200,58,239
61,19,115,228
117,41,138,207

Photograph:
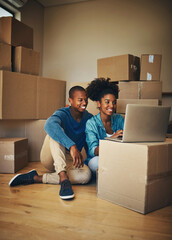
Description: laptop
105,104,171,143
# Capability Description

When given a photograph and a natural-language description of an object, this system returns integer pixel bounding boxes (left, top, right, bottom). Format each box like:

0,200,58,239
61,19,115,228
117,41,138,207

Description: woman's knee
88,156,99,173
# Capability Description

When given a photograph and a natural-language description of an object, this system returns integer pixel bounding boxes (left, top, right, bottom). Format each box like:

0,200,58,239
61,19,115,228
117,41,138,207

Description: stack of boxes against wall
97,54,172,214
0,17,66,173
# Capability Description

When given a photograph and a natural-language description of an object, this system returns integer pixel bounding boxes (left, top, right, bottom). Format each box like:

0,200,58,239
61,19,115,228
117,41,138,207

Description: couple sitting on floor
9,78,124,200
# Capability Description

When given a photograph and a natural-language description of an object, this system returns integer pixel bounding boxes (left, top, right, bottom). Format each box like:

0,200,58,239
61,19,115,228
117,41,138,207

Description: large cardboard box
119,81,162,101
140,54,162,81
37,77,66,119
98,139,172,214
0,42,11,71
0,17,33,49
97,54,140,81
0,138,28,173
0,70,37,119
116,99,159,113
70,81,99,115
25,120,46,161
13,46,40,75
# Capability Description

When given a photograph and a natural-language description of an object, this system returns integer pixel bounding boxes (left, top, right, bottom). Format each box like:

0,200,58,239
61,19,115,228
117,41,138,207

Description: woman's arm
85,119,100,158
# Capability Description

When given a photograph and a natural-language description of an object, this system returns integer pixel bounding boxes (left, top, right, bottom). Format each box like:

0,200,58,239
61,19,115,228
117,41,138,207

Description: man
9,86,93,200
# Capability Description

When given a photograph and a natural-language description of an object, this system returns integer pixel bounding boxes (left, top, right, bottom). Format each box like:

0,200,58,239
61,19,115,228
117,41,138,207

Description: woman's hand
70,145,84,168
110,129,123,138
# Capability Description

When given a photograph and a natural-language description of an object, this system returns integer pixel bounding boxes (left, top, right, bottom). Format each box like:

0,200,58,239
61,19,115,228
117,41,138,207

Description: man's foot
9,169,38,187
59,179,74,200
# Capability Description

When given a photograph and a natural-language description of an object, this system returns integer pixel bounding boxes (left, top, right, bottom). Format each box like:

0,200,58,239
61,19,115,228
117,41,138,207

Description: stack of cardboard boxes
97,54,172,214
97,54,162,114
0,17,66,173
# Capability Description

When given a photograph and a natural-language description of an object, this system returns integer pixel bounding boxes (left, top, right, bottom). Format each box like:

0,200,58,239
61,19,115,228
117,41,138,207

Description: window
0,6,14,17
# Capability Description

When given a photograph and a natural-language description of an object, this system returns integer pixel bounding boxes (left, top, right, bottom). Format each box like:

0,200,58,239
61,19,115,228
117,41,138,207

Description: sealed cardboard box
116,99,159,113
37,77,66,119
0,42,11,71
0,17,33,49
0,138,28,173
70,81,99,115
25,120,46,161
0,70,37,119
140,54,162,81
98,139,172,214
13,46,40,75
97,54,140,81
119,81,162,101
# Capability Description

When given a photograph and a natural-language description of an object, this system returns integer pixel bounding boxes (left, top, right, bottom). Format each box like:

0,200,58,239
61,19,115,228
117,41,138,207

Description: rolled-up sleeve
44,111,75,150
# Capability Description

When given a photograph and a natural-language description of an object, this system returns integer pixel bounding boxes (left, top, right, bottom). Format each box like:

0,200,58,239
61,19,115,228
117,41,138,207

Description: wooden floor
0,162,172,240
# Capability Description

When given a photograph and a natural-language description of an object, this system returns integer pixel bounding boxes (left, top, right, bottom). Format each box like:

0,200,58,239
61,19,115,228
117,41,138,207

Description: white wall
42,0,172,96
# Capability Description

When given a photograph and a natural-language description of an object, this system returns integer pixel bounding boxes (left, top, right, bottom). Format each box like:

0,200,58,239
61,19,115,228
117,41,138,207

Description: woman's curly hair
86,78,119,102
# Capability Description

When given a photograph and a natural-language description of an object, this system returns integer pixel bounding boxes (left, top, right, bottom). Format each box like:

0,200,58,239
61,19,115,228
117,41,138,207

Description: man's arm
44,110,75,150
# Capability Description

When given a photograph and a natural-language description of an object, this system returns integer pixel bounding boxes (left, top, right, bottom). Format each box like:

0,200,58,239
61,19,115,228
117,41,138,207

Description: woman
85,78,124,173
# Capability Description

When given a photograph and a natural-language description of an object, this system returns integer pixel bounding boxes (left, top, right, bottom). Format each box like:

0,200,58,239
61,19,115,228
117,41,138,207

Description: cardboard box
98,139,172,214
13,46,40,75
0,17,33,49
116,99,159,113
140,54,162,81
119,81,162,101
0,42,11,71
0,138,28,173
25,120,46,161
97,54,140,81
0,70,37,119
70,82,99,115
0,120,46,162
37,77,66,119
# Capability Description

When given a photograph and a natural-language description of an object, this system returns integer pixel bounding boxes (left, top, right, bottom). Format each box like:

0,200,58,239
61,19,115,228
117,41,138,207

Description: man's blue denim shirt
44,107,92,152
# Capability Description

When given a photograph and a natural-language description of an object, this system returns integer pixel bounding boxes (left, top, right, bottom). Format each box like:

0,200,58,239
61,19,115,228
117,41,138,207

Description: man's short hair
69,86,85,98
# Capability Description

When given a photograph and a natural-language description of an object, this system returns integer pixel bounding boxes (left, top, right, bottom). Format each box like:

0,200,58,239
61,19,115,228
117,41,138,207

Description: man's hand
70,145,84,168
111,129,123,138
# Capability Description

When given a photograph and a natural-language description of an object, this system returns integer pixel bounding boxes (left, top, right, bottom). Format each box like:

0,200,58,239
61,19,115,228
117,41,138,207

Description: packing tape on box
130,64,137,72
147,72,152,80
149,55,154,63
138,82,142,99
